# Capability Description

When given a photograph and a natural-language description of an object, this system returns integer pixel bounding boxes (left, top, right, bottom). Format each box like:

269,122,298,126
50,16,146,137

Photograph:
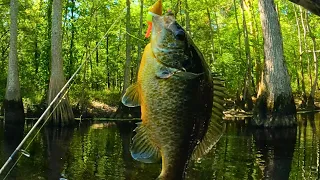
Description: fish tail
156,157,186,180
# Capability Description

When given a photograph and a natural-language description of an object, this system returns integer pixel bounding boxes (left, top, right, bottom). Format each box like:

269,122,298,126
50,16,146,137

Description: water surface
1,113,320,180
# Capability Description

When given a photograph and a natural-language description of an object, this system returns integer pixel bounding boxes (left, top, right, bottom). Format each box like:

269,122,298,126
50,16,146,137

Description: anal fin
131,122,161,163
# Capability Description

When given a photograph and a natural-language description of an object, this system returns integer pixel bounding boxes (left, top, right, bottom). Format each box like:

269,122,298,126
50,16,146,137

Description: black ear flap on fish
155,63,203,80
155,65,179,79
131,122,161,163
122,83,141,107
192,75,226,160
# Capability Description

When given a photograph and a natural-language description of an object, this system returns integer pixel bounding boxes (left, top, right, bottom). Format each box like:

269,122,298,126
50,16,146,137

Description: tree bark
136,0,143,80
252,0,296,127
233,0,242,62
122,0,131,96
112,0,140,119
34,28,39,74
289,0,320,16
300,7,313,91
214,11,222,55
68,0,75,80
233,0,244,109
240,0,253,111
248,0,261,94
106,36,110,89
293,5,307,106
206,6,215,64
306,11,318,109
174,0,182,18
184,0,191,34
4,0,24,124
47,0,74,126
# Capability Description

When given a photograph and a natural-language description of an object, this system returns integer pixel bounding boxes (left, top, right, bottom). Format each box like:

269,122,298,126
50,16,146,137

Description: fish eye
173,23,185,41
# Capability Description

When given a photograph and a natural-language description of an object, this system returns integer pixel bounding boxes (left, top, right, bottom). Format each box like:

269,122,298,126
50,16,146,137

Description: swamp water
0,113,320,180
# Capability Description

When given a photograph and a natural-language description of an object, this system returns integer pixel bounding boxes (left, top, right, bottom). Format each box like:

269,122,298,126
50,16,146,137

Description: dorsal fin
192,75,226,160
131,122,161,163
122,83,141,107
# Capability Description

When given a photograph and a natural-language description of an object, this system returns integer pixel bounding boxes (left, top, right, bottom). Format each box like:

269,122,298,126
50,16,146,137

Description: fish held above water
122,8,225,180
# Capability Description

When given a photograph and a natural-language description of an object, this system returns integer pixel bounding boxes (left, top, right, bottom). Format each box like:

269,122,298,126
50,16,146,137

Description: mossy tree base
47,77,74,127
306,95,320,111
236,95,253,112
3,99,25,125
252,93,297,127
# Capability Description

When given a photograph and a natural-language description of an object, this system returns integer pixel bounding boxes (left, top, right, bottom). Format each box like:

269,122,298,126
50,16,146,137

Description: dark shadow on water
0,120,25,179
116,122,135,179
116,122,135,162
3,114,320,179
252,126,297,180
43,126,74,180
116,121,160,180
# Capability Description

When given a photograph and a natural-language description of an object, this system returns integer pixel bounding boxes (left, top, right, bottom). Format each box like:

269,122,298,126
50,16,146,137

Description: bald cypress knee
252,0,296,127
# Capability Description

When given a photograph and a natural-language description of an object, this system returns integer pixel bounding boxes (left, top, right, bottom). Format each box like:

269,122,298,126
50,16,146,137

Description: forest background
0,0,319,118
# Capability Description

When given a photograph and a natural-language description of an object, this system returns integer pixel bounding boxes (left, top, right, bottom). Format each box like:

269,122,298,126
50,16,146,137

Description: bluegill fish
122,12,225,180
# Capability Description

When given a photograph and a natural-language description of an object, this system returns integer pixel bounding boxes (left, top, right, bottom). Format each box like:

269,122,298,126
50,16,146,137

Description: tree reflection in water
44,126,74,180
252,127,296,180
1,114,320,179
1,119,24,179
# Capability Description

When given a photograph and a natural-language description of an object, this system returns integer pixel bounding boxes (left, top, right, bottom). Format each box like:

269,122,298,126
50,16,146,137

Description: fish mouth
152,14,186,42
151,13,164,35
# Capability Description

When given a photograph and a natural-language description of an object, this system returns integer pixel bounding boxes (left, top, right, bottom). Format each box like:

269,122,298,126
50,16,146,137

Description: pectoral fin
122,83,141,107
131,122,161,163
155,65,179,79
192,75,226,160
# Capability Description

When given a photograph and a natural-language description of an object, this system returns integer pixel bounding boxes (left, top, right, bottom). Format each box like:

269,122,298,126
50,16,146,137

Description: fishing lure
145,0,162,38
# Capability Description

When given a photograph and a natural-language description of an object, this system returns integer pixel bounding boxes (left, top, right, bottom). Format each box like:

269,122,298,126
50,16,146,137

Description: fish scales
122,11,224,180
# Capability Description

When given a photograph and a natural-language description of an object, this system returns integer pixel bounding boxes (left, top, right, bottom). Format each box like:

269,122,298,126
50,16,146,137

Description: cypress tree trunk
112,0,140,118
206,5,215,64
123,0,131,96
306,11,318,110
293,5,307,107
299,7,313,92
240,0,253,111
136,0,143,76
47,0,74,126
252,0,296,127
184,0,191,34
4,0,24,125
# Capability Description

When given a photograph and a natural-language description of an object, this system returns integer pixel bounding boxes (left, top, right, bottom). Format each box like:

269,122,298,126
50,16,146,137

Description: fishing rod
0,7,126,175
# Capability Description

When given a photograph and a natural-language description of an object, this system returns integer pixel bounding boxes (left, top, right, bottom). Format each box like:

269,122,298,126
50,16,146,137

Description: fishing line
0,6,127,176
3,79,74,180
121,27,145,42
